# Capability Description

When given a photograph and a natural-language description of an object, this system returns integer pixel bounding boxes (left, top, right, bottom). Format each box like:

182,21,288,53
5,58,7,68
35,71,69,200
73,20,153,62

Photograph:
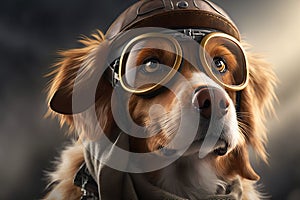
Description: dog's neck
148,154,227,199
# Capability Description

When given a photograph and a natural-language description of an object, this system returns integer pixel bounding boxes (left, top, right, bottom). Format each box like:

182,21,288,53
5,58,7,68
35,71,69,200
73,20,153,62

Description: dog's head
47,0,276,183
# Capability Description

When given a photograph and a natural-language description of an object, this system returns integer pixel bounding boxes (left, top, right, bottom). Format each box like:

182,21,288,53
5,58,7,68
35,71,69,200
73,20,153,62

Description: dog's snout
192,87,230,119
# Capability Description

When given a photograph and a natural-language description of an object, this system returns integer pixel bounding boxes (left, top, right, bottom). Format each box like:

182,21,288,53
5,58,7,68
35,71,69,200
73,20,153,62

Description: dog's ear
216,145,260,181
239,45,277,162
47,31,111,115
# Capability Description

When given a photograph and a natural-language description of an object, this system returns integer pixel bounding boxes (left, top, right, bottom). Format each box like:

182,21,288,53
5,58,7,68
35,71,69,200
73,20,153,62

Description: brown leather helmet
105,0,240,41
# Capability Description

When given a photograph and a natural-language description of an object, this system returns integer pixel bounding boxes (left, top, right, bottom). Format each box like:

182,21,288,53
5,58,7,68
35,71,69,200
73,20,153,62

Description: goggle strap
106,59,120,87
182,29,212,42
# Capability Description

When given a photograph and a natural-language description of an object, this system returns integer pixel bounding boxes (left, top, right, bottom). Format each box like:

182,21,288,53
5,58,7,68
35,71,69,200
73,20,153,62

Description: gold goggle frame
117,31,249,95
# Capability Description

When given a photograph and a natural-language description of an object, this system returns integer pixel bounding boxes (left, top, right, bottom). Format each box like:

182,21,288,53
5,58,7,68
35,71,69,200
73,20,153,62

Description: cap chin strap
74,163,99,200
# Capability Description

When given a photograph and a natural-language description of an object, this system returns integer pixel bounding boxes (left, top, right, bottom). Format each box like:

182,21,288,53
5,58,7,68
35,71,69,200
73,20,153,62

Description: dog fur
43,29,276,200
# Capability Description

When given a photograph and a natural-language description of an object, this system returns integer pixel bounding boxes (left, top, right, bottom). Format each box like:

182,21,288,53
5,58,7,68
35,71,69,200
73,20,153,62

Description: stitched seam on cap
125,10,240,39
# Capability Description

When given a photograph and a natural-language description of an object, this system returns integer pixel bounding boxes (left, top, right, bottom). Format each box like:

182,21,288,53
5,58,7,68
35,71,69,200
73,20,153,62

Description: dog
43,1,276,200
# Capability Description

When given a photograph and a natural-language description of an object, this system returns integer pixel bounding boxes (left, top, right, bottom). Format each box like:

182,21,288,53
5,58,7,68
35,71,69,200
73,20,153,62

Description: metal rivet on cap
177,1,189,9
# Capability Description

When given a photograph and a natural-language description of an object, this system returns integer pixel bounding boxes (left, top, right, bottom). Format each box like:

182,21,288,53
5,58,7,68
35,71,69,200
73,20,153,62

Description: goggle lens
200,32,248,91
119,33,182,94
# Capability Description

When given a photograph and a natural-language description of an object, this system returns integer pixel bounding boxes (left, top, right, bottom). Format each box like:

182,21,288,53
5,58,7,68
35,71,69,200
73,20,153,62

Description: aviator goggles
107,29,249,95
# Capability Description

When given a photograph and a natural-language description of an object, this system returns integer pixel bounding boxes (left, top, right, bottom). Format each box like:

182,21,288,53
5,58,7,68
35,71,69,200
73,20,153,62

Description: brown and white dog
44,1,276,200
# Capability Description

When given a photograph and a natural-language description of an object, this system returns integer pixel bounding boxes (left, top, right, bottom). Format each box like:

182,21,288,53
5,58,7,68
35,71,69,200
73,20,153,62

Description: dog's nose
192,87,230,119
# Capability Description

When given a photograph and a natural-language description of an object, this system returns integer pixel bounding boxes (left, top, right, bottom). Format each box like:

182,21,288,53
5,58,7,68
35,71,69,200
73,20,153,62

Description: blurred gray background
0,0,299,199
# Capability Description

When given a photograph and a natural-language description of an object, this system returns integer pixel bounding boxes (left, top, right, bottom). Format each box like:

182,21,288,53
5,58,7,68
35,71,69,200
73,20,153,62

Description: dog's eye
212,57,227,73
142,58,161,73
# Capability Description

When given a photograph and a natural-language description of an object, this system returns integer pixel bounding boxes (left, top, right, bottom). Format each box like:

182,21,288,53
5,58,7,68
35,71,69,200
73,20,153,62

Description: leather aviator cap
105,0,240,40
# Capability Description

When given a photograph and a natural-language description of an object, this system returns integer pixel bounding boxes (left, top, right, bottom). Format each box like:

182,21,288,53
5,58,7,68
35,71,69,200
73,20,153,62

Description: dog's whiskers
238,121,251,136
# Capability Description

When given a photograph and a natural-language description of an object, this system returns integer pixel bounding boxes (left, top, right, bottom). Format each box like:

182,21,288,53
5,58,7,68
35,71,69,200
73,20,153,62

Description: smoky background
0,0,299,199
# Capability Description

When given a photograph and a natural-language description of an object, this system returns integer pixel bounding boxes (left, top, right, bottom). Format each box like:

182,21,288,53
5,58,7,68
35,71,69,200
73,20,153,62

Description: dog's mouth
183,139,229,157
213,139,228,156
157,138,229,157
